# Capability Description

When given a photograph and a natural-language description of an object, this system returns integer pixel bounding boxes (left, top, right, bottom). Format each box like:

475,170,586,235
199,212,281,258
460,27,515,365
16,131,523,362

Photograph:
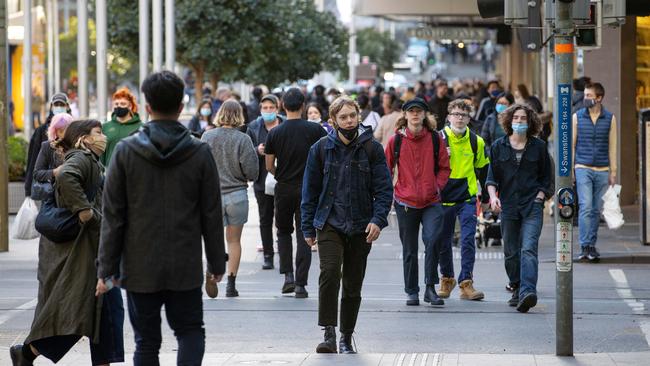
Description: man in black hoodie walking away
96,71,227,366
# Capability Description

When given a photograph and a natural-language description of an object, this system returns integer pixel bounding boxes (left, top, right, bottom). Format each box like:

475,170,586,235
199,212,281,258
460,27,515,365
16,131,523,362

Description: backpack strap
362,139,375,163
469,130,478,166
432,130,440,175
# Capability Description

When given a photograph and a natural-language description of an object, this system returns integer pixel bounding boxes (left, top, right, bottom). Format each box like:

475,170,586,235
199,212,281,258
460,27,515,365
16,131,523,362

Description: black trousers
274,182,311,286
317,224,371,334
127,287,205,366
254,189,275,257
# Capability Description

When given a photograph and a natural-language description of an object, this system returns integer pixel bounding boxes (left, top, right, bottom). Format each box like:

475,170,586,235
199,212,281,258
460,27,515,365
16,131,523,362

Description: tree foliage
356,28,402,75
106,0,348,98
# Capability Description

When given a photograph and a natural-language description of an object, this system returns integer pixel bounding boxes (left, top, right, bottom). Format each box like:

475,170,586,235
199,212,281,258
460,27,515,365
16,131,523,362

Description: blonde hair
328,95,360,126
213,99,244,128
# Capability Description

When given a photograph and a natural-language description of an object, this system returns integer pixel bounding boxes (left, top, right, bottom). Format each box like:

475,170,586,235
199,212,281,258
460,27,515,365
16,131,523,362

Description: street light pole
152,0,163,72
53,0,60,92
348,0,356,86
553,0,575,357
23,0,32,137
77,0,88,117
96,0,107,121
139,0,149,120
46,0,54,99
164,0,174,71
1,0,9,252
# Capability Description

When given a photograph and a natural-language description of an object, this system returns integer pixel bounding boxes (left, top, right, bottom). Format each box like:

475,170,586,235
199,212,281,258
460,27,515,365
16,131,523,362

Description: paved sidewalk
22,351,650,365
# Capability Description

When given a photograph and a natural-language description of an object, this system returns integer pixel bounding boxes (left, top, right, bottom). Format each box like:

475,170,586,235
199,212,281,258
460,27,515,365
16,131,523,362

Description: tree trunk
209,73,220,98
193,65,205,105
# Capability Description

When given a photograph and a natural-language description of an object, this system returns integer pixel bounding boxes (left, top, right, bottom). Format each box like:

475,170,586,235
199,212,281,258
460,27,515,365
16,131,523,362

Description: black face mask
114,107,130,118
338,127,358,142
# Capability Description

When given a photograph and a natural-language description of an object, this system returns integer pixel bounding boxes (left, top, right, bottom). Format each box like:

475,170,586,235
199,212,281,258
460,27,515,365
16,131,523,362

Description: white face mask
451,125,467,135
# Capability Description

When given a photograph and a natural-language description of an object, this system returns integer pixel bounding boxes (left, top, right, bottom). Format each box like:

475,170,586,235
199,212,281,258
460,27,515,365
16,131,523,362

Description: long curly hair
498,103,542,138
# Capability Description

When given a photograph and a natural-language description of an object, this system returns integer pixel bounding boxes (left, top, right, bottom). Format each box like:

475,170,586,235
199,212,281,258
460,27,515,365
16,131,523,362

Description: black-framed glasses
449,112,469,118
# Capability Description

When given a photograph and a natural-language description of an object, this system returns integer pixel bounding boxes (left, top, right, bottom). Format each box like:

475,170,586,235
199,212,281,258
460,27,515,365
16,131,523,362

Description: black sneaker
578,247,589,261
406,293,419,306
508,292,519,307
516,293,538,313
262,255,274,270
587,246,600,262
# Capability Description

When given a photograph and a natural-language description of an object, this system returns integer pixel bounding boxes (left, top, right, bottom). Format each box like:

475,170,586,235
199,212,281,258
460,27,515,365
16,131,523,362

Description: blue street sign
557,84,572,177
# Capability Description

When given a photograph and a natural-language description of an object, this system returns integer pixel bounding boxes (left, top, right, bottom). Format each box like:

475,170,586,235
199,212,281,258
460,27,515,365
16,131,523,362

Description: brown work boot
438,277,456,298
205,271,218,298
459,279,485,301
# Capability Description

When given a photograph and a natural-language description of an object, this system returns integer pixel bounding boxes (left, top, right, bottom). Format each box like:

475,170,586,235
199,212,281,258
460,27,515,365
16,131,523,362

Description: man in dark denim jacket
301,96,392,354
486,104,553,313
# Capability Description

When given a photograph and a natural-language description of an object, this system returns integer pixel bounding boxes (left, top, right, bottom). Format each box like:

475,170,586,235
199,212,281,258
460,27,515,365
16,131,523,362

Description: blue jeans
395,201,444,295
501,202,544,297
127,287,205,366
575,168,609,248
435,200,477,283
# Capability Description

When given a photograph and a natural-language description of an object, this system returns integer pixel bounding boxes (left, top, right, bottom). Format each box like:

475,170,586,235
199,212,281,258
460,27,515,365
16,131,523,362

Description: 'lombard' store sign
408,27,489,41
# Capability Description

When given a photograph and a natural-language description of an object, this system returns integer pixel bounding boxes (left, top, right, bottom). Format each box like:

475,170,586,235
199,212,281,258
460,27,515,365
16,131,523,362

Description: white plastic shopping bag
12,197,40,240
265,173,277,196
602,184,624,230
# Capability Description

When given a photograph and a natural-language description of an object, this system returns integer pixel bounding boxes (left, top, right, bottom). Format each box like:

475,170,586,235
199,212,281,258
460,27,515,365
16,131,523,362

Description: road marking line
432,353,441,366
608,269,646,314
609,269,649,347
407,353,417,366
0,298,37,326
640,322,650,348
397,353,406,366
420,353,428,366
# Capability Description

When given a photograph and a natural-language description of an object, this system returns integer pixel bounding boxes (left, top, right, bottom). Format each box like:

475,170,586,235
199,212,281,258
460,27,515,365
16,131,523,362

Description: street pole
46,0,54,99
152,0,163,72
23,0,32,137
139,0,149,120
553,0,575,357
77,0,88,117
348,0,356,86
96,0,107,121
1,0,9,252
63,0,69,34
53,0,60,92
164,0,174,71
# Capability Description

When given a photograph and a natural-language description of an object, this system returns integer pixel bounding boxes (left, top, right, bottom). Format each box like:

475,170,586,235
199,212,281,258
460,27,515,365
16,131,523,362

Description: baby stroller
475,203,502,248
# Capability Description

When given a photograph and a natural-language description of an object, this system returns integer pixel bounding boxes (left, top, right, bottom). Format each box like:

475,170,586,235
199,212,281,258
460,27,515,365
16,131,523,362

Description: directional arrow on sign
561,166,568,173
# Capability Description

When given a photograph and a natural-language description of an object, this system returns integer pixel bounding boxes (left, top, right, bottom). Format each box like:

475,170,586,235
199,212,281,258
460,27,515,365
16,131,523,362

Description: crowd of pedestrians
10,69,617,364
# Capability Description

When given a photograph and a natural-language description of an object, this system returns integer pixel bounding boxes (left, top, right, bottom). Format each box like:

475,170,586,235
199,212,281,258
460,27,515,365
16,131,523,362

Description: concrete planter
8,182,25,214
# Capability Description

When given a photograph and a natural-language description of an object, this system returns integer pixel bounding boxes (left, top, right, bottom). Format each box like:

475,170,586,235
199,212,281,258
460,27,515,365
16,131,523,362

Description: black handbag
31,181,54,201
35,184,98,243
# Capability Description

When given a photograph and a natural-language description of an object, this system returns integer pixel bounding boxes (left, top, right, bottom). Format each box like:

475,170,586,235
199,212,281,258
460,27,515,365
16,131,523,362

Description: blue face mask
512,123,528,135
200,108,212,117
491,90,501,98
52,107,67,115
495,104,507,114
261,112,276,122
